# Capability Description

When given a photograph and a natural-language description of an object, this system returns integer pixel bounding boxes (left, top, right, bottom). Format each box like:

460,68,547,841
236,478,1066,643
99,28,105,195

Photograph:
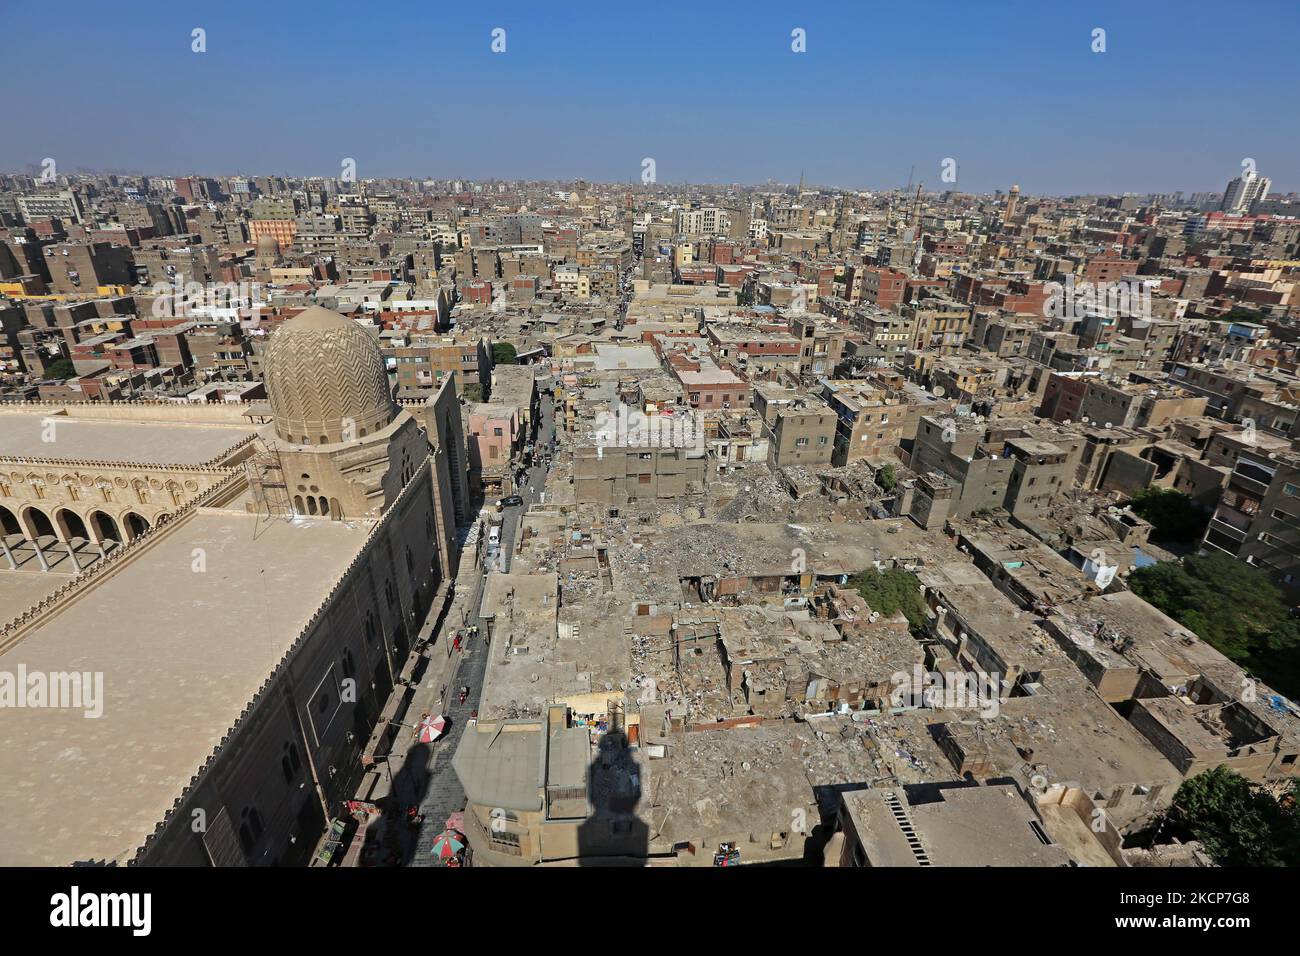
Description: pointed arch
21,506,55,540
0,503,21,536
54,508,89,542
88,510,121,544
122,512,150,540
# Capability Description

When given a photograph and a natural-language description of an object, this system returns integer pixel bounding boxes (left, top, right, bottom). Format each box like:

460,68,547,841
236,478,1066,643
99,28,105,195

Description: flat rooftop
677,365,744,387
592,344,659,371
0,413,254,465
0,507,373,865
843,784,1070,867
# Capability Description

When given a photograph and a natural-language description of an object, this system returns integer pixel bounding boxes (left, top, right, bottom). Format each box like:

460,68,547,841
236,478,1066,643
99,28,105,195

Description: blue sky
6,0,1298,194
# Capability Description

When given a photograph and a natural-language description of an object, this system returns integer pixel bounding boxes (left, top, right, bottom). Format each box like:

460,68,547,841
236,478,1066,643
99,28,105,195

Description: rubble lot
475,444,1214,841
539,456,576,507
604,518,934,593
710,469,794,523
639,712,957,840
497,507,954,726
706,462,891,525
640,718,838,844
631,627,1186,828
631,654,1187,838
800,712,953,797
627,603,925,726
631,615,732,721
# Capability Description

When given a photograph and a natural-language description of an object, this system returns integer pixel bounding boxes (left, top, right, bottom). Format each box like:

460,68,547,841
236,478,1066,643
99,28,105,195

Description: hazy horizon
2,165,1277,202
6,0,1298,195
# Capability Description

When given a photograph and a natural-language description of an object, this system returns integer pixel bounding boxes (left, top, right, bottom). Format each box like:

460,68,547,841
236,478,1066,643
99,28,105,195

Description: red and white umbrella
419,714,447,743
431,829,465,861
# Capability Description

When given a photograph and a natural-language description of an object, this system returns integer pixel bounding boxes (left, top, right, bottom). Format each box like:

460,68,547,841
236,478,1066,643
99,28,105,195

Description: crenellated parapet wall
0,399,265,426
0,454,242,476
3,396,437,422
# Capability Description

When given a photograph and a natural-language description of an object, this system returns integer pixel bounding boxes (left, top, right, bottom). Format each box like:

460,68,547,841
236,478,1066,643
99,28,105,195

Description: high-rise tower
1221,170,1270,213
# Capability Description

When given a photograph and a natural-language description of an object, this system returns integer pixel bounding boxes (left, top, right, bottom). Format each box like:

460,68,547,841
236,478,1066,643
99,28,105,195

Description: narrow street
401,379,556,865
501,388,556,570
406,574,490,865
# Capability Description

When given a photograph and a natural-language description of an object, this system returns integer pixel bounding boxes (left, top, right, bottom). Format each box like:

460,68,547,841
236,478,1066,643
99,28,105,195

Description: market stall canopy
419,714,447,743
431,830,465,861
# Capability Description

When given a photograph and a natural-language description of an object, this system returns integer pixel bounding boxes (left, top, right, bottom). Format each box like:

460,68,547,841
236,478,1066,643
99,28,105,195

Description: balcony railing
1210,505,1252,533
1228,472,1271,497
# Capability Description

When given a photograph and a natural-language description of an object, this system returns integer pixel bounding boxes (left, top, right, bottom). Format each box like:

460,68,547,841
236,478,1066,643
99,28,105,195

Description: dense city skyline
6,167,1294,201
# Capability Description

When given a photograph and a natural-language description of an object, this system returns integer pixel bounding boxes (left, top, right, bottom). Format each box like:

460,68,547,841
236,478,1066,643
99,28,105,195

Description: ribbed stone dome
263,306,396,444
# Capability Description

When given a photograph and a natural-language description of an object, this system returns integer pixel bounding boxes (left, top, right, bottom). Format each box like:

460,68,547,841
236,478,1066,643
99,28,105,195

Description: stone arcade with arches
0,457,239,573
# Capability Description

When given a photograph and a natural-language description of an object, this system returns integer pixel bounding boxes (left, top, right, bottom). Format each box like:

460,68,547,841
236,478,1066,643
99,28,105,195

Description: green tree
1167,767,1300,867
1213,307,1271,324
492,342,517,366
849,567,927,631
876,464,897,492
43,357,76,380
1128,487,1209,544
462,383,484,403
1129,553,1300,696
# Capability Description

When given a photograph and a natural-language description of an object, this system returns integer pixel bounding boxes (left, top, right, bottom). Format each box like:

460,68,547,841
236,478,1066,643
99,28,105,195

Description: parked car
497,494,523,509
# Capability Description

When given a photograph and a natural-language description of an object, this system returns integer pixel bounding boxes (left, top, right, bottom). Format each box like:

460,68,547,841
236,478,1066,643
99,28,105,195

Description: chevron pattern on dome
263,307,396,444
